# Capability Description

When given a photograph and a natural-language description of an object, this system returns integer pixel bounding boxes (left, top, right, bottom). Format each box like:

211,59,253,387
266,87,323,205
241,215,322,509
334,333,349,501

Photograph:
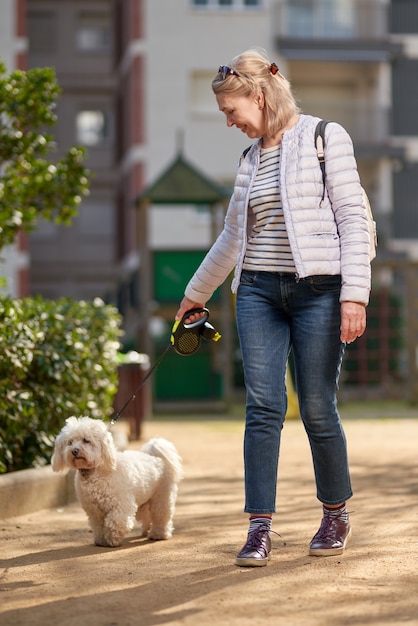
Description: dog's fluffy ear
98,428,118,472
51,430,68,473
51,416,78,473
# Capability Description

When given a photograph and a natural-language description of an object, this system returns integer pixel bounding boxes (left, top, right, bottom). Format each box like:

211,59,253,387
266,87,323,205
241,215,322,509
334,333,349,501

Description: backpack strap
239,144,252,166
315,120,329,205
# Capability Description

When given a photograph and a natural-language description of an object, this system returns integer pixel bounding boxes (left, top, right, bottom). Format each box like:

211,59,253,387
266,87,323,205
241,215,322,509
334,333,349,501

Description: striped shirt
243,144,296,273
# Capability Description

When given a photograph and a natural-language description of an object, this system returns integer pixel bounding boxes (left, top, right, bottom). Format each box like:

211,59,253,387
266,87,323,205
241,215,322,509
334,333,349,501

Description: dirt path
1,407,418,625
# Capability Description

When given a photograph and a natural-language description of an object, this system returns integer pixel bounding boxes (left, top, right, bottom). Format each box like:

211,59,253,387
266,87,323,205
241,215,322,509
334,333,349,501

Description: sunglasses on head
218,65,239,80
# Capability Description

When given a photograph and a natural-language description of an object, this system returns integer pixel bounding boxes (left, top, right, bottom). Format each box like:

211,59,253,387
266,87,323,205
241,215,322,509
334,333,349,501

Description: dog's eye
67,439,73,446
83,438,91,444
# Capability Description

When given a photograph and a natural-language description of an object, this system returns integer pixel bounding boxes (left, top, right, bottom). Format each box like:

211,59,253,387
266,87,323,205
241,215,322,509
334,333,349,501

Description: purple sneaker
235,523,272,567
309,515,351,556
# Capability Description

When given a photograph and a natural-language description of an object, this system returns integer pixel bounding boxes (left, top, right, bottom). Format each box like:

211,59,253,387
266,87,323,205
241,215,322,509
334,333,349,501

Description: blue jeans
236,270,352,513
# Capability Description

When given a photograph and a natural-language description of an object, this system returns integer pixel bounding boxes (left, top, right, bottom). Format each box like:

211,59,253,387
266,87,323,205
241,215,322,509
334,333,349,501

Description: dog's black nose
72,448,79,457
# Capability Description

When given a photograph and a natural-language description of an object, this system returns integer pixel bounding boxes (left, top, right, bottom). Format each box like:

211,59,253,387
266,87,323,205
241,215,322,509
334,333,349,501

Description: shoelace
315,516,347,543
246,525,281,555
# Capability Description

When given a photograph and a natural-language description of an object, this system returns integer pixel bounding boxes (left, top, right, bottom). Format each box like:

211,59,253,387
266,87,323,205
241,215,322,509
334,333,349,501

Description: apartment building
26,0,128,305
0,0,29,297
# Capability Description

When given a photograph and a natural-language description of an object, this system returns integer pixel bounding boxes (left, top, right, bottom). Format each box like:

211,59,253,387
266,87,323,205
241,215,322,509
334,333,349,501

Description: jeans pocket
239,269,257,287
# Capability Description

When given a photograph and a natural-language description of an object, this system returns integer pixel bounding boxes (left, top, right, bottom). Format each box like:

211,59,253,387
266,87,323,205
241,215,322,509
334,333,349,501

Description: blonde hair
212,48,300,138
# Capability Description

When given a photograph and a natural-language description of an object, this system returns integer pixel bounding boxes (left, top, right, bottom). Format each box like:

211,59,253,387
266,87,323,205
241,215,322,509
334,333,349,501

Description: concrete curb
0,465,77,519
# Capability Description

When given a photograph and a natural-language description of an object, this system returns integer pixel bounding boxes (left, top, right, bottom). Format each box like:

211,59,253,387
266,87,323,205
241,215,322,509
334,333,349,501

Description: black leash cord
110,344,172,426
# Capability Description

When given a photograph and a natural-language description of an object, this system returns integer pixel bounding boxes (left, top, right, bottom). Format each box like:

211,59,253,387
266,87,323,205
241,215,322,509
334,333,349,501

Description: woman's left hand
340,301,366,344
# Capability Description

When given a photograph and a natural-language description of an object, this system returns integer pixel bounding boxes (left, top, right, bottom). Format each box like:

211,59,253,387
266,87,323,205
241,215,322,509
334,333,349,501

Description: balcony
297,100,403,158
273,0,403,62
305,101,387,143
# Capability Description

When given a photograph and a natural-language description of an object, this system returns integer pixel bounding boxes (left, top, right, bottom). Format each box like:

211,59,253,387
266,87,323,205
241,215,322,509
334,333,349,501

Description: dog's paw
148,529,172,541
94,537,122,548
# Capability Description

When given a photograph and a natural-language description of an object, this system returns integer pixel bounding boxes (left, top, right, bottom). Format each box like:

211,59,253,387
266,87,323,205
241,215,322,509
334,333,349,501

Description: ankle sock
323,504,349,523
248,517,272,534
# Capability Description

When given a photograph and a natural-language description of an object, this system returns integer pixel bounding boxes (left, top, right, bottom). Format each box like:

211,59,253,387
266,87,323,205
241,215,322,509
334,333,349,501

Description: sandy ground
1,403,418,626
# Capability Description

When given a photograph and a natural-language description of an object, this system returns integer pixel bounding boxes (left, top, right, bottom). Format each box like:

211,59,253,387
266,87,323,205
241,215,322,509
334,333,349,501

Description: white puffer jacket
185,114,371,305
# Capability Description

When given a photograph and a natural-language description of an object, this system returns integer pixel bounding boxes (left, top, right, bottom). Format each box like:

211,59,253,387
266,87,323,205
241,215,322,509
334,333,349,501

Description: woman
176,49,371,567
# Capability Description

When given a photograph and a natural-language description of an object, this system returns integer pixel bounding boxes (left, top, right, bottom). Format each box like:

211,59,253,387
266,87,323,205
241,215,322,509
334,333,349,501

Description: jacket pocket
306,274,341,294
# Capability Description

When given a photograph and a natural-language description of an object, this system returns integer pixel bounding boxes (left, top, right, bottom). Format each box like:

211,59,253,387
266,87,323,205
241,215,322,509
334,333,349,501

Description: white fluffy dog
52,416,183,547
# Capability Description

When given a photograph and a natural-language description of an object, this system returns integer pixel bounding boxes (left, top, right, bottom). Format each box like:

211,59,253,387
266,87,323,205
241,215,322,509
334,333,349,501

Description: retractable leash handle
170,307,221,356
110,308,221,425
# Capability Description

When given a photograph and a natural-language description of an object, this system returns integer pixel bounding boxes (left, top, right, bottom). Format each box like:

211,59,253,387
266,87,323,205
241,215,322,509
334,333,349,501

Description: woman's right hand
175,297,206,323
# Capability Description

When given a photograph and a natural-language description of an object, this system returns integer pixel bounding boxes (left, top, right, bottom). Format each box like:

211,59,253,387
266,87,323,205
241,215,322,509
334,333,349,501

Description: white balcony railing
299,100,389,144
274,0,388,40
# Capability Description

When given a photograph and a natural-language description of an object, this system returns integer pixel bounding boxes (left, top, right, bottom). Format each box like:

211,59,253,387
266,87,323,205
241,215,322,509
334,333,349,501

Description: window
76,110,108,146
28,11,56,54
190,71,218,114
287,0,355,38
76,13,111,52
192,0,261,8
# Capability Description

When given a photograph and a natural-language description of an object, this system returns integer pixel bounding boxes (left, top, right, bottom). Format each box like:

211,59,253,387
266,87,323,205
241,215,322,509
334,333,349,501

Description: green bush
0,296,123,473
